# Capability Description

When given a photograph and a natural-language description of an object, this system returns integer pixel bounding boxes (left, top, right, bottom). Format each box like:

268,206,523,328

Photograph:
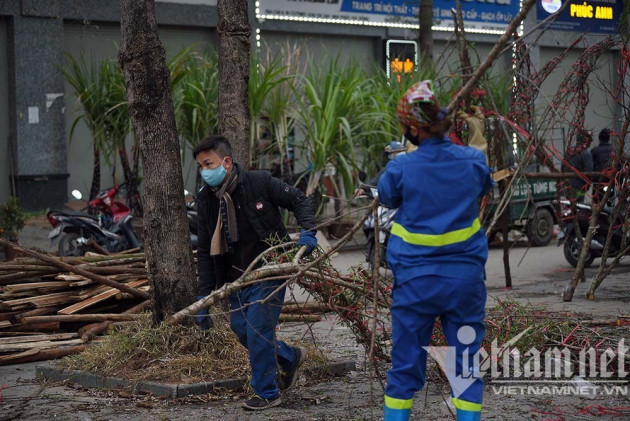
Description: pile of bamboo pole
0,240,151,366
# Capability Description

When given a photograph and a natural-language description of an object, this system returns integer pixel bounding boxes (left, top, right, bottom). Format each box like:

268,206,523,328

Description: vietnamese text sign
258,0,520,31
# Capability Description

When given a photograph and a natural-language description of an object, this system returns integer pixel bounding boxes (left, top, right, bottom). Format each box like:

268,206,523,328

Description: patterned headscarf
396,80,446,128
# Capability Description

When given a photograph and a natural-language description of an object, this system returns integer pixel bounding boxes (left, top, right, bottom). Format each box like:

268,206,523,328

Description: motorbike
557,190,629,267
359,184,397,270
47,186,142,256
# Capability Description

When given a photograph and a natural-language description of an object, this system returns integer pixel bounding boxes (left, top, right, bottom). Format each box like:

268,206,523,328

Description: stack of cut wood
0,241,332,366
0,247,151,366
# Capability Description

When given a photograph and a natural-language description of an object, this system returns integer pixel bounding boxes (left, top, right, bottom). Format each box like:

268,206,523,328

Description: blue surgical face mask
201,158,227,187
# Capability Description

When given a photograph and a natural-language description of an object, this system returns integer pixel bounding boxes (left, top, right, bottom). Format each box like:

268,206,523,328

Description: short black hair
599,128,611,143
193,135,233,159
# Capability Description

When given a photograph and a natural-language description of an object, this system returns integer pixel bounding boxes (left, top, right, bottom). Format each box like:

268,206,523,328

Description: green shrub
0,197,28,241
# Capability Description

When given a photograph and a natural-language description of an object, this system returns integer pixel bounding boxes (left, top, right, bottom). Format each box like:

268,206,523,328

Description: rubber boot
456,409,481,421
384,404,411,421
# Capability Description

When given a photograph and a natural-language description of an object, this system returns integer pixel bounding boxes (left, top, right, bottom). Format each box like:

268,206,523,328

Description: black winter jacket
591,142,613,172
562,149,593,190
196,163,316,295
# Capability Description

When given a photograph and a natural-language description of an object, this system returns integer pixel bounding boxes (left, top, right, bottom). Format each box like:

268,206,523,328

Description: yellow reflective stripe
451,397,482,412
391,218,481,247
384,395,413,410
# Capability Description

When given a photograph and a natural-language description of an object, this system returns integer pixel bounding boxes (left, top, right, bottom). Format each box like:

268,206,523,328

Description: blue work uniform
378,136,494,421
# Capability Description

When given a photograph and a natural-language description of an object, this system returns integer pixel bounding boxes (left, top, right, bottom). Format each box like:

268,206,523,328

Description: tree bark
119,0,196,323
418,0,434,65
217,0,251,167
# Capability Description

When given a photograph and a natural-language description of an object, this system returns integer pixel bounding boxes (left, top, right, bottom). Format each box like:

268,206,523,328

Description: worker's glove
194,295,213,330
296,229,317,255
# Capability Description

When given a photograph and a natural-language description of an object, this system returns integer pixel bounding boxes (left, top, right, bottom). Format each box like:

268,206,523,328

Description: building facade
0,0,623,209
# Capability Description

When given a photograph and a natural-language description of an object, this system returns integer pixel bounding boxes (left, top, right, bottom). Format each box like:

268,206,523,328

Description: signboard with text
258,0,520,31
537,0,621,33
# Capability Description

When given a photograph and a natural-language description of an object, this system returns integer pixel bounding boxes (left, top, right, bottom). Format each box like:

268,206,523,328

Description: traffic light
385,40,418,82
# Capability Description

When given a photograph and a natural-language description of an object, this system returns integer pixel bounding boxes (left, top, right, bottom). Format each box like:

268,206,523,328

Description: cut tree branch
448,0,538,111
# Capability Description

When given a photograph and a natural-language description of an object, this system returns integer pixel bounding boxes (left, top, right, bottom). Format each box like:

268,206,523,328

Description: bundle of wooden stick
0,240,153,366
0,241,335,366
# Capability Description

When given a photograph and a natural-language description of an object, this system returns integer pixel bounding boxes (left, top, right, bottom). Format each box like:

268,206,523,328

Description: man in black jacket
193,136,317,411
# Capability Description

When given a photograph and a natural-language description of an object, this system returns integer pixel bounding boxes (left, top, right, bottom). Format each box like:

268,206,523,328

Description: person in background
562,130,594,203
591,128,613,202
378,81,494,421
193,136,317,411
592,128,613,171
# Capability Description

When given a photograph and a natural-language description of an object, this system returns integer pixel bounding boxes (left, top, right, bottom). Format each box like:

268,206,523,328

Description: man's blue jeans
229,280,297,399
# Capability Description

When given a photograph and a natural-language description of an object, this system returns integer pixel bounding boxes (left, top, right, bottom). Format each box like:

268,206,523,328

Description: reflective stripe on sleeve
391,218,481,247
451,397,482,412
384,395,413,410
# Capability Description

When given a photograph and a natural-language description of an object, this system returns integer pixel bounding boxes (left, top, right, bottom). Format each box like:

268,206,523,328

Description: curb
37,360,356,399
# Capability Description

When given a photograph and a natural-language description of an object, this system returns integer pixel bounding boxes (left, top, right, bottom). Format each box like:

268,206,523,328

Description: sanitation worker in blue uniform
379,81,494,421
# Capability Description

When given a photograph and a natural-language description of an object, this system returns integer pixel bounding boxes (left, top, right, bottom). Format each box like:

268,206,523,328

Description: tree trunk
132,139,140,178
217,0,251,167
118,0,196,323
418,0,434,65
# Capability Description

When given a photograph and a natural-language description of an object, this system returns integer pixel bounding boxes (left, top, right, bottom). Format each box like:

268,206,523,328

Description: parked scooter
47,187,142,256
359,184,397,270
557,189,629,267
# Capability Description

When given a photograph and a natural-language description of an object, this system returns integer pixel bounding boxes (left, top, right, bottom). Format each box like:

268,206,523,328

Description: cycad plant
64,53,145,214
107,63,143,215
249,49,293,170
357,69,410,179
171,49,219,188
260,42,303,182
294,57,380,216
62,54,112,201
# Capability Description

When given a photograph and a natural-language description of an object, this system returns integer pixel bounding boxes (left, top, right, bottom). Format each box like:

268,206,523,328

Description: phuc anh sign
569,2,614,19
537,0,621,33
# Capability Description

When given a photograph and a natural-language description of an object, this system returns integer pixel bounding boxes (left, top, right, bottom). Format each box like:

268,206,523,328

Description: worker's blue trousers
384,274,486,420
230,280,298,399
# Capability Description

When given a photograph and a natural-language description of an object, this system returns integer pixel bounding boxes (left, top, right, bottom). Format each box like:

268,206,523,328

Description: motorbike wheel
527,208,554,247
563,234,595,268
58,233,85,257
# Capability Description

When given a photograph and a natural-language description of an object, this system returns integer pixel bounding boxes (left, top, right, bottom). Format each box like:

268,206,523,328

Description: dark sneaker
242,394,282,411
278,346,307,390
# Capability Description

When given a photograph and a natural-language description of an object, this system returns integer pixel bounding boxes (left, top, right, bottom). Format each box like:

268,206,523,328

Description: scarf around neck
210,169,239,256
